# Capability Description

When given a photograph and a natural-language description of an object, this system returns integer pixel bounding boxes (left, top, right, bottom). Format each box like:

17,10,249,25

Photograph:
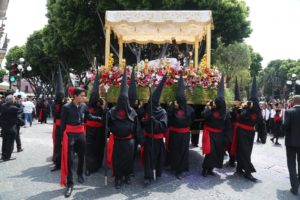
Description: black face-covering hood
249,75,261,113
55,65,65,103
128,66,138,107
110,68,136,121
215,75,226,112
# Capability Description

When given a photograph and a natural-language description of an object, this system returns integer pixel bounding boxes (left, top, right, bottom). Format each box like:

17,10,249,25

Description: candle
144,59,149,74
189,60,194,74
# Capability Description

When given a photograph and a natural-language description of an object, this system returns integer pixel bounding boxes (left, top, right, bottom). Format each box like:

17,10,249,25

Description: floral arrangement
85,54,231,104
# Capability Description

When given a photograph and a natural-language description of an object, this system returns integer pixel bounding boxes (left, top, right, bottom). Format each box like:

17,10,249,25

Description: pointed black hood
176,72,187,110
89,70,100,106
215,75,226,111
110,67,136,121
128,66,138,107
150,75,167,106
55,65,65,103
234,77,241,101
249,76,258,102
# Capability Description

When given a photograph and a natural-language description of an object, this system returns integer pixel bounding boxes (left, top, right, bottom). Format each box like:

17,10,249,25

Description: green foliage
0,68,7,77
249,47,263,77
258,59,300,99
5,46,26,68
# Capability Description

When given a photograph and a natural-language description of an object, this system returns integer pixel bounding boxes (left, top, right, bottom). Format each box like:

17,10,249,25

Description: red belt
85,120,103,128
106,133,134,168
60,125,85,187
165,126,190,151
230,123,255,156
169,126,190,134
51,119,61,161
202,125,222,155
144,132,165,139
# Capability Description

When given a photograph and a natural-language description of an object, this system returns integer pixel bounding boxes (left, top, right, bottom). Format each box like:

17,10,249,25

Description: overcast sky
2,0,300,67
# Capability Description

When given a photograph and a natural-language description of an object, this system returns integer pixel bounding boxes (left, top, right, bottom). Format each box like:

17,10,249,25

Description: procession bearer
84,71,105,176
107,68,143,189
51,66,65,171
167,72,194,179
201,76,232,177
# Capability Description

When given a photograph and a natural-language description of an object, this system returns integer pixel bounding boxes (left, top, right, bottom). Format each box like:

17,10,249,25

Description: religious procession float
87,11,233,105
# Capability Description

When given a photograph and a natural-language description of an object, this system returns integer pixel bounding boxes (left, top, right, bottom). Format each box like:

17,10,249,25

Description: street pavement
0,120,298,200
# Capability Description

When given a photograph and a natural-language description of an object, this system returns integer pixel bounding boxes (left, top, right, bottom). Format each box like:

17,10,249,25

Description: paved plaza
0,121,298,200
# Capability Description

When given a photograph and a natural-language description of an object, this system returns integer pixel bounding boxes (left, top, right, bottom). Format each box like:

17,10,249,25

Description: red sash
144,132,165,139
85,120,103,128
139,132,166,166
38,109,44,121
230,123,255,156
274,115,282,123
106,133,133,167
202,125,222,155
60,125,85,187
166,126,190,151
52,119,61,161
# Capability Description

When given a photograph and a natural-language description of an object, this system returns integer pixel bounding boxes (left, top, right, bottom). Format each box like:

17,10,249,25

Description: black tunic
139,104,168,179
201,107,232,169
108,109,143,179
52,102,64,166
84,106,105,172
236,107,260,174
167,105,194,174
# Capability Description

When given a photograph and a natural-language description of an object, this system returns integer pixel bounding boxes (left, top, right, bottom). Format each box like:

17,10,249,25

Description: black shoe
85,170,90,176
202,168,208,177
244,173,257,182
115,179,122,189
193,144,199,147
17,148,23,152
208,169,216,176
1,157,16,162
290,188,298,195
175,173,182,180
124,176,131,185
78,175,84,184
275,142,281,145
51,165,60,172
270,138,274,143
256,139,261,143
236,167,244,175
229,160,236,167
64,186,73,198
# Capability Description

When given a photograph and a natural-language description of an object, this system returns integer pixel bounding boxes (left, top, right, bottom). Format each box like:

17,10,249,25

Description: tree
5,46,26,68
249,47,263,77
46,0,252,65
229,69,251,99
258,59,300,99
214,41,251,87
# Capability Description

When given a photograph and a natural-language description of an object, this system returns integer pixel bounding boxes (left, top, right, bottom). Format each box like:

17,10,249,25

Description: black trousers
15,126,22,150
286,146,300,192
53,126,62,167
1,126,17,160
67,133,86,187
191,130,200,146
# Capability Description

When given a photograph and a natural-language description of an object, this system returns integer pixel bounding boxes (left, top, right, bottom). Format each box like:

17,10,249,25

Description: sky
2,0,300,67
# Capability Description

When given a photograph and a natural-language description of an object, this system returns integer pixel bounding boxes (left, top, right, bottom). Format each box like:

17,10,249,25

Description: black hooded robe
52,102,64,167
235,108,259,174
139,104,168,180
85,106,105,173
201,107,232,169
108,112,143,180
167,106,194,174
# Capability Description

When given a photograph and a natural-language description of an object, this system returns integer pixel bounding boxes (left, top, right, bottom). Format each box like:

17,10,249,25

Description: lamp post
286,73,300,96
17,57,32,92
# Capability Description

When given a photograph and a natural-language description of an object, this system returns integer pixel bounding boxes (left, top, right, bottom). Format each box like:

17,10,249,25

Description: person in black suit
283,95,300,196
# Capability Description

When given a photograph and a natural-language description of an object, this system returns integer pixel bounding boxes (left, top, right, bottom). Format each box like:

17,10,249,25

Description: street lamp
17,57,32,91
286,73,300,96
